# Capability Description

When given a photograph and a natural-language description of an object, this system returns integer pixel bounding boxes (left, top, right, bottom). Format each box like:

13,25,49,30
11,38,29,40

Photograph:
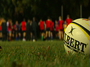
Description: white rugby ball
64,18,90,55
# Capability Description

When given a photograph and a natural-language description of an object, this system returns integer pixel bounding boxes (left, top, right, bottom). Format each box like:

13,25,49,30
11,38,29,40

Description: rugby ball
64,18,90,55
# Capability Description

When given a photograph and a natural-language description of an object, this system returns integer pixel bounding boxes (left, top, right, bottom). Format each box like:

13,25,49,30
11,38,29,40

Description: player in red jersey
54,20,60,39
45,17,52,40
11,23,15,40
58,16,64,40
39,19,46,40
21,19,27,41
63,21,68,30
14,21,21,40
0,18,4,40
0,18,2,40
66,15,73,25
50,20,54,40
7,19,13,41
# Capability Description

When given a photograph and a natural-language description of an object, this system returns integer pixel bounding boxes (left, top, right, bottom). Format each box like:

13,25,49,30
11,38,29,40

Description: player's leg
23,31,26,41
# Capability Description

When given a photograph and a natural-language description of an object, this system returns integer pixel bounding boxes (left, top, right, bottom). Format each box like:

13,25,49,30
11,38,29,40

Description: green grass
0,41,90,67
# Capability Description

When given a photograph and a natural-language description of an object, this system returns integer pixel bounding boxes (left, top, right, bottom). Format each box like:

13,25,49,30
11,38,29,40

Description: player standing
58,16,64,40
21,19,27,41
39,19,46,41
50,20,54,40
45,17,52,40
66,15,72,25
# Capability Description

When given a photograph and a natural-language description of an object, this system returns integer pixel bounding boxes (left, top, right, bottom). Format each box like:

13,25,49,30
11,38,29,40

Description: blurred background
0,0,90,22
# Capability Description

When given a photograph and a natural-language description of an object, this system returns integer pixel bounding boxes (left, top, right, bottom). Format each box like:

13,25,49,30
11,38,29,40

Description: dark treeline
0,0,90,22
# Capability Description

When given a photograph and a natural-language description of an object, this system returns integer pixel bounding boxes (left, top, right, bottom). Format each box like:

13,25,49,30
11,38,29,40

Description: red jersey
50,21,54,31
8,22,12,31
55,24,59,31
21,21,27,31
0,26,2,31
40,21,45,30
14,24,18,31
59,20,64,30
46,20,52,29
66,18,72,25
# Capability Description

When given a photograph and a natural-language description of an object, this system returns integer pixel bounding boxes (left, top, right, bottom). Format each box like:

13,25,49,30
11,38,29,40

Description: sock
41,36,44,40
51,36,53,40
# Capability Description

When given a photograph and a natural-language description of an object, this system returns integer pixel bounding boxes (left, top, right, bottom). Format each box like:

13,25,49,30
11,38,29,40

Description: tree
0,0,90,21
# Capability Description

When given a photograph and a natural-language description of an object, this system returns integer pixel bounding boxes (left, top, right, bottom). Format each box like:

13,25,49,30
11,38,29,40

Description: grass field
0,40,90,67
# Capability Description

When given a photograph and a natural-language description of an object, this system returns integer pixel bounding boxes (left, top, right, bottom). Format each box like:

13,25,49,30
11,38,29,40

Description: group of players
0,15,73,41
39,15,72,41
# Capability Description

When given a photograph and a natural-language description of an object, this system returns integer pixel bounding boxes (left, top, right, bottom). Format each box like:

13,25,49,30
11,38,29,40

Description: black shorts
0,31,2,32
40,30,45,33
15,30,19,34
27,30,33,33
60,29,64,31
18,29,22,33
46,28,50,31
30,29,33,33
55,31,58,34
22,31,26,33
